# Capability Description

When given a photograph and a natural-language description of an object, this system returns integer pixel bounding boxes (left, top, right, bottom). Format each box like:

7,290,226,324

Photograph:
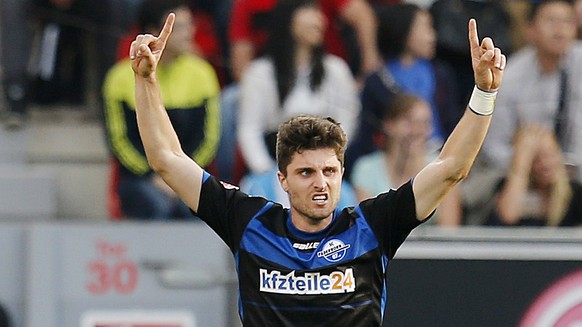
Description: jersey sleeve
357,180,422,259
195,172,269,253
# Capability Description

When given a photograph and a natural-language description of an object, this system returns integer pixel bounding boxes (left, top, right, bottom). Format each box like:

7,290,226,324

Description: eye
324,167,337,176
299,169,312,176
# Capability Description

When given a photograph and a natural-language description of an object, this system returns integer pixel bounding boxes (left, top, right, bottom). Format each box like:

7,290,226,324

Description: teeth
313,195,327,201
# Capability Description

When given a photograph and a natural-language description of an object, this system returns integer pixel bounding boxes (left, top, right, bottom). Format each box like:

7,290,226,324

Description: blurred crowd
1,0,582,227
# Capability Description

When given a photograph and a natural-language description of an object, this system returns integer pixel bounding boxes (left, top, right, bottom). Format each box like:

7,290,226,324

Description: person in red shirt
228,0,381,81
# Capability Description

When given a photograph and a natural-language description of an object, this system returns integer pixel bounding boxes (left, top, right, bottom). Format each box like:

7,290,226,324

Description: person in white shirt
482,0,582,181
237,0,360,174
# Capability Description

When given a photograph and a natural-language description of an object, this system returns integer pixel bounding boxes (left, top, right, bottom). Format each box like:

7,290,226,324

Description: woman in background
488,125,582,227
237,0,359,174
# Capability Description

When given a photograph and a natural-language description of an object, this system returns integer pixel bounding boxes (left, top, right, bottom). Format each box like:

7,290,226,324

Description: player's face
278,148,343,231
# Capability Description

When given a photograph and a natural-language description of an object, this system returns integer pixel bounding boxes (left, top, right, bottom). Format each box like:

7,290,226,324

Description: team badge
317,239,351,263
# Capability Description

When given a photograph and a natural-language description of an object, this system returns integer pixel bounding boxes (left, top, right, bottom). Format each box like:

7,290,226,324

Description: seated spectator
238,0,359,174
487,125,582,227
103,0,221,220
345,3,460,180
351,94,462,226
115,1,232,86
481,0,582,181
240,167,357,210
217,0,377,182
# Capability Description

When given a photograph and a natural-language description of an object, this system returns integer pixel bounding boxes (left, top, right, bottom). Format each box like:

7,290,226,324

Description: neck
399,53,417,67
295,45,313,70
385,144,425,185
290,212,332,233
159,50,179,66
537,51,563,74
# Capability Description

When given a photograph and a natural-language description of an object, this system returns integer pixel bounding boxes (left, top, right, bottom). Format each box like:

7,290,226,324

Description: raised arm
130,13,204,212
412,19,506,221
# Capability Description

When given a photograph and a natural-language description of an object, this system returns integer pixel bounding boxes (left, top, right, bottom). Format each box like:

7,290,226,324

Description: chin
309,207,334,220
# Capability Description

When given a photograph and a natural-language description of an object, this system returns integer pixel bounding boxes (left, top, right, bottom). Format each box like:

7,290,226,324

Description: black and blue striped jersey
196,171,423,326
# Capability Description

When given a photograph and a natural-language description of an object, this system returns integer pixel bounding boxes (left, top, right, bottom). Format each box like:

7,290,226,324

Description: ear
277,170,289,192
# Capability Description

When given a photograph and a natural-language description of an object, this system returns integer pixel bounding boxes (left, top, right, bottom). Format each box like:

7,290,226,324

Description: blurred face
405,10,436,60
531,136,562,187
529,2,577,58
278,148,343,231
163,6,195,56
385,100,433,151
291,5,327,48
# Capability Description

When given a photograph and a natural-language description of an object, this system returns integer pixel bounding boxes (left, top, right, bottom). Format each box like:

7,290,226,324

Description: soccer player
129,13,505,326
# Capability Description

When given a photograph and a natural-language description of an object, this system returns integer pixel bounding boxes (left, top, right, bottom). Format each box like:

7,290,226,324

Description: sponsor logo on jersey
317,239,351,263
292,242,320,250
259,268,356,295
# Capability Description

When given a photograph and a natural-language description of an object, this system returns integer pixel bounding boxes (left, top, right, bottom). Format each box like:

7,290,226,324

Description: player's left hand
469,18,506,92
130,13,175,79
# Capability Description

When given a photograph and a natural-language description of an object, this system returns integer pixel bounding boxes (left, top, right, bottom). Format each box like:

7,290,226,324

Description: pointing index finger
468,18,480,55
158,13,175,44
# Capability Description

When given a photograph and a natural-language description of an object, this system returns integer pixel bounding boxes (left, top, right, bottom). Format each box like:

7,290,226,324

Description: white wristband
468,86,497,116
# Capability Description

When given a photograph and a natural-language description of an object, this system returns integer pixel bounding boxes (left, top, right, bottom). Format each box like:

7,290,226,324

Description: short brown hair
276,115,347,175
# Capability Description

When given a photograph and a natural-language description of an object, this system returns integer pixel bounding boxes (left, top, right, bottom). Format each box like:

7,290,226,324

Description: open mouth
312,194,328,204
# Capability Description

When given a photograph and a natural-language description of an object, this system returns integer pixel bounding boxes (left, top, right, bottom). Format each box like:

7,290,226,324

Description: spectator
351,93,462,226
487,125,582,227
482,0,582,180
103,0,221,220
216,0,378,182
345,3,460,180
237,0,360,174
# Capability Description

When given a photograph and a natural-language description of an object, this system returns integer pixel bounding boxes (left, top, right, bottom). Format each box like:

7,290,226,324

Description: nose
313,171,327,191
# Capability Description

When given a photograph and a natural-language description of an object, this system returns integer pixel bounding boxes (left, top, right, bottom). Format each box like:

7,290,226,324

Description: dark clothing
196,172,423,326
